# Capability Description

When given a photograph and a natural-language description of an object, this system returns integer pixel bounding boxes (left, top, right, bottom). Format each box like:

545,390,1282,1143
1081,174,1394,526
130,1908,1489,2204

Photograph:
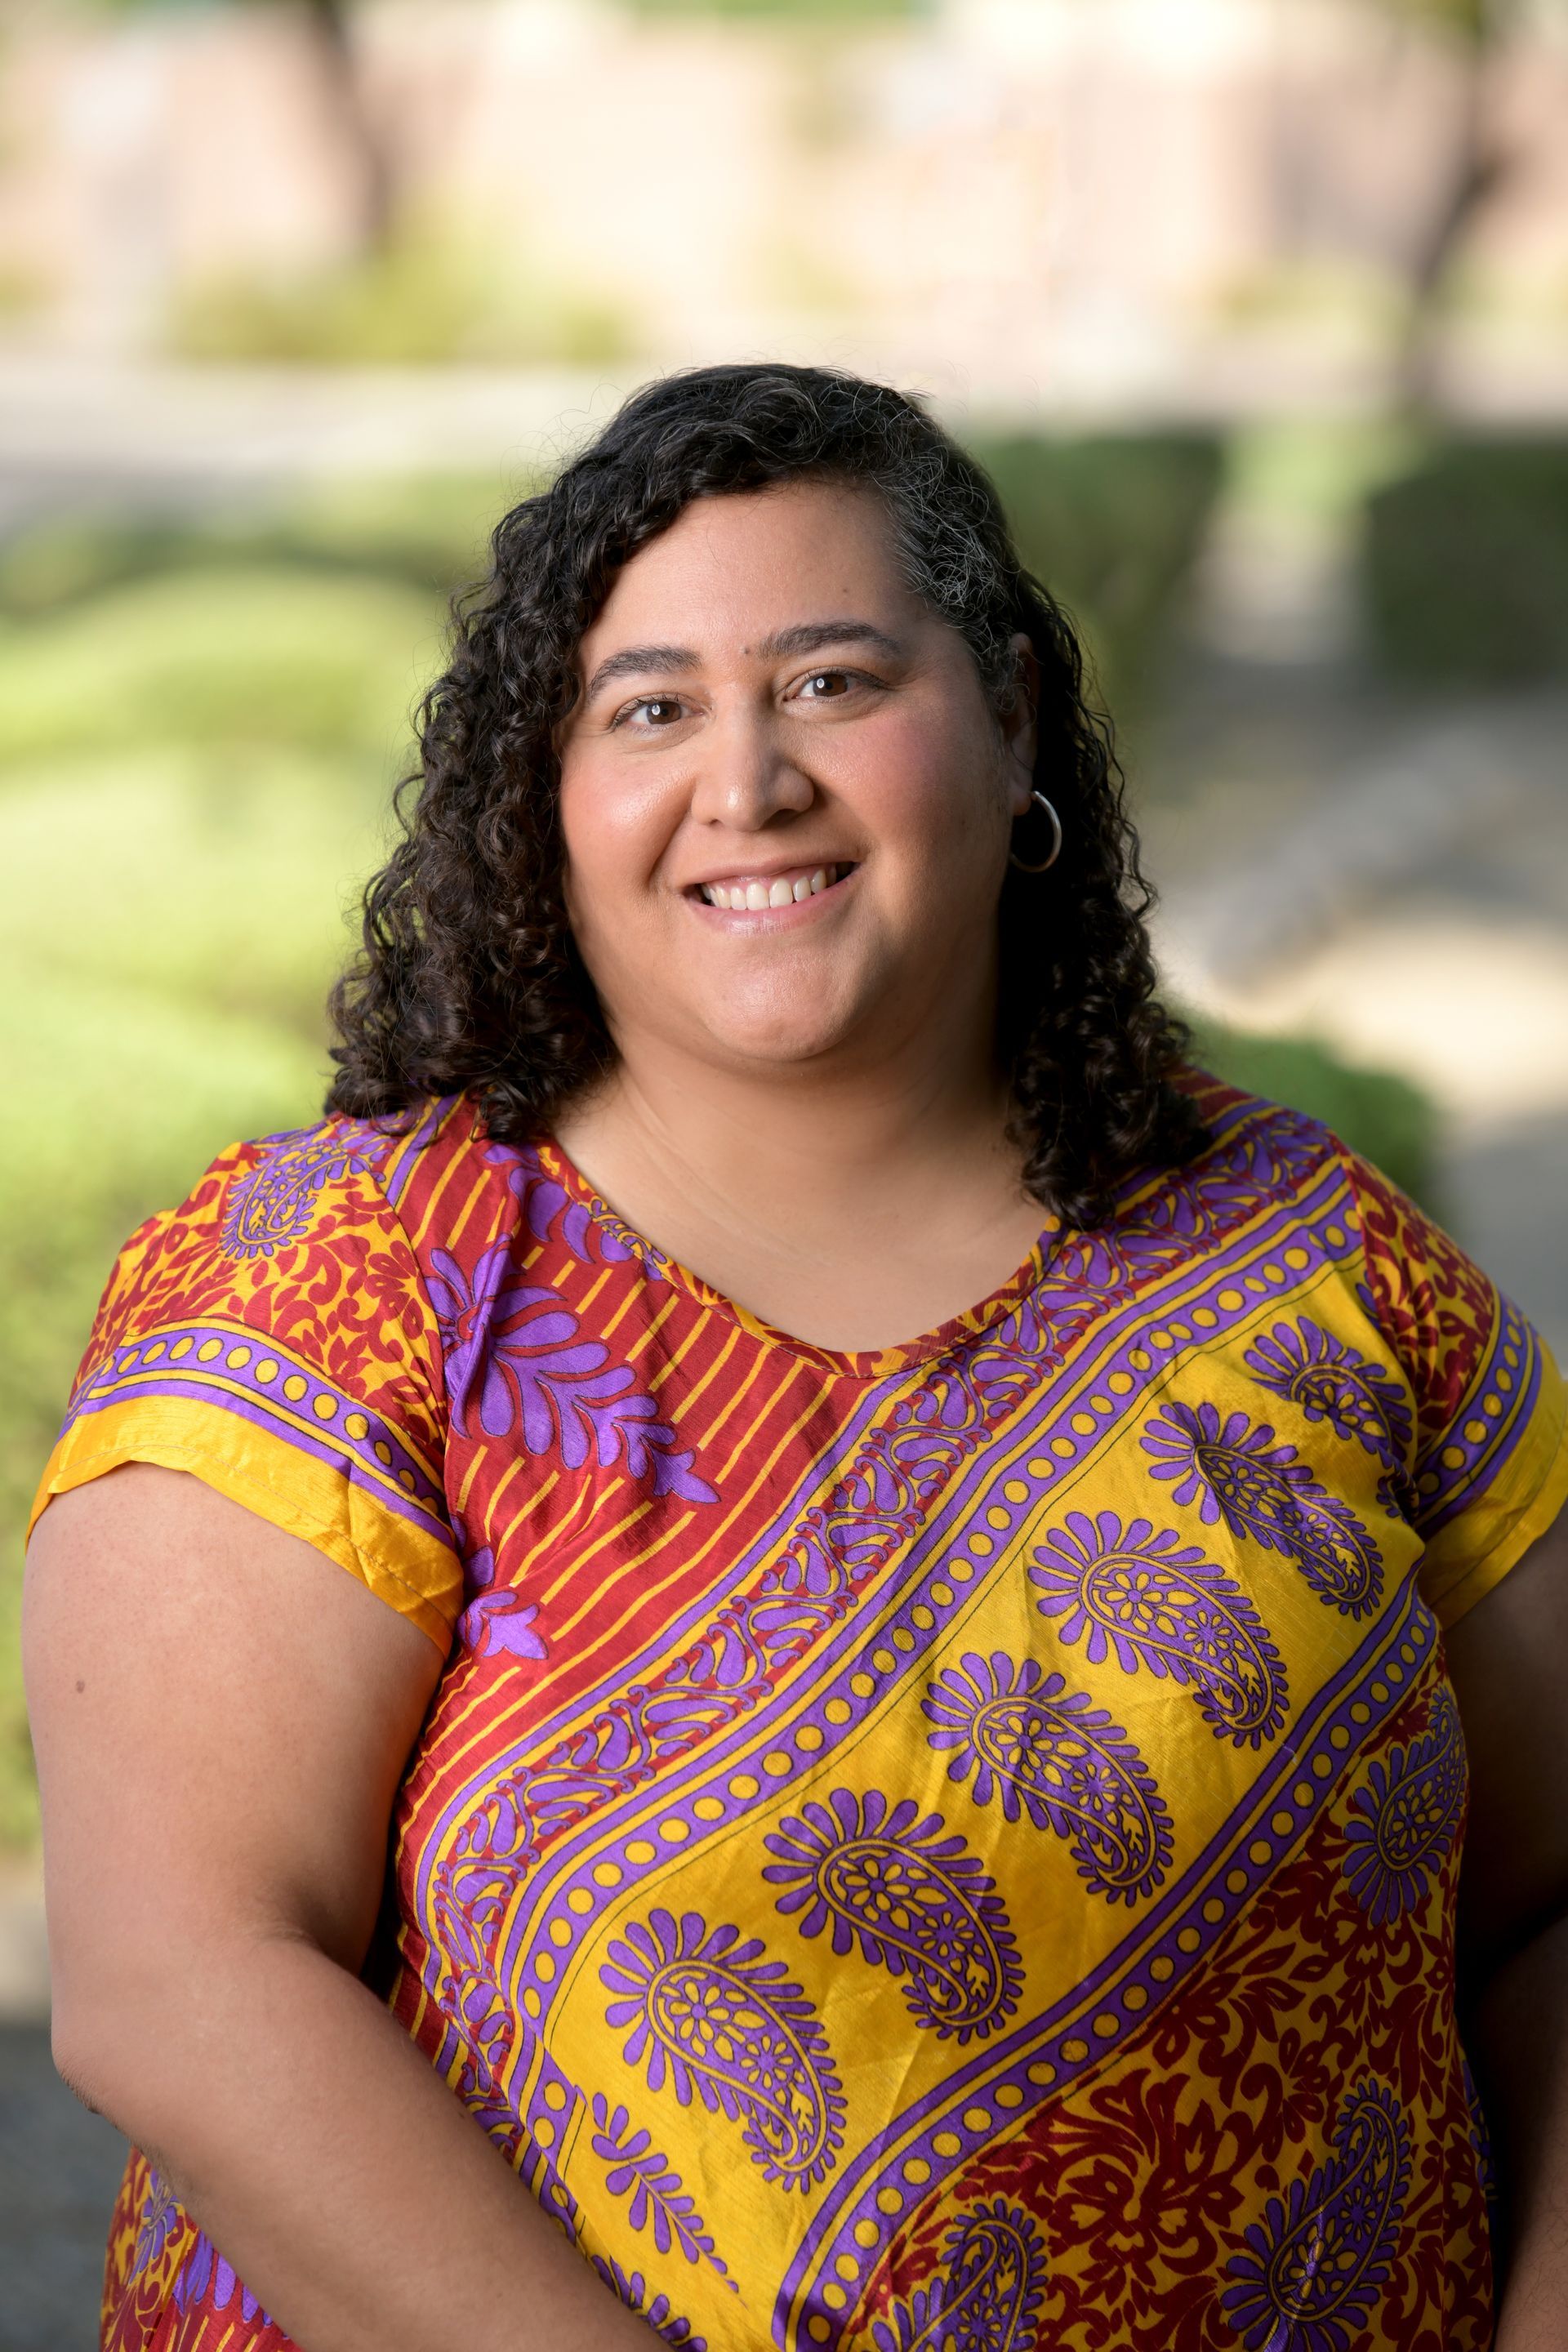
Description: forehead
577,479,920,657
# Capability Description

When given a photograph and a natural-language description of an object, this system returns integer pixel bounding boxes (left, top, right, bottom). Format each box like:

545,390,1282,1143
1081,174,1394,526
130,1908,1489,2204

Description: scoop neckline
534,1137,1065,1382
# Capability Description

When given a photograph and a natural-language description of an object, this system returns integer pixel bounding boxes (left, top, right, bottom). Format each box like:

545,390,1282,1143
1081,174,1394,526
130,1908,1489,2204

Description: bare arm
1447,1502,1568,2352
24,1463,653,2352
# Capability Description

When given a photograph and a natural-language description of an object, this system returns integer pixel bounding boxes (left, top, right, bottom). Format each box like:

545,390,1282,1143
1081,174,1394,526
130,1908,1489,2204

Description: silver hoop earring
1009,790,1062,874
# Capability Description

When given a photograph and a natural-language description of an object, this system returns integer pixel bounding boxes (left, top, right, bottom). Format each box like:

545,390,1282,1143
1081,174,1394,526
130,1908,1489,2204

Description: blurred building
0,0,1566,411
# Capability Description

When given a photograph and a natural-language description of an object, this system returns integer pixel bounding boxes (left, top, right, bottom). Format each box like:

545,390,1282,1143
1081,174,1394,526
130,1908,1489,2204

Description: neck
558,995,1022,1261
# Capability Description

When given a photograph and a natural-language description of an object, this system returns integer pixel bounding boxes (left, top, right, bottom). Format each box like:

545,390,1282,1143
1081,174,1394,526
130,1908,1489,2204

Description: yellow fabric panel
1423,1395,1568,1628
31,1394,460,1646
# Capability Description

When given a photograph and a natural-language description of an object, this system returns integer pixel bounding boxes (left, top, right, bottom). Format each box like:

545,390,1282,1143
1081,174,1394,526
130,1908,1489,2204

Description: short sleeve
28,1118,461,1646
1343,1150,1568,1627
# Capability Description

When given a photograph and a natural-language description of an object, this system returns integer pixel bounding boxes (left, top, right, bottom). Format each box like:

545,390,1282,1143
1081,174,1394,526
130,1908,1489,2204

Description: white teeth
699,865,847,909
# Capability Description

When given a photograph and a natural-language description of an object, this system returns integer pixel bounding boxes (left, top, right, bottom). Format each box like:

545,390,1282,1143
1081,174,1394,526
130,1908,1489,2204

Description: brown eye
643,698,681,724
802,670,850,698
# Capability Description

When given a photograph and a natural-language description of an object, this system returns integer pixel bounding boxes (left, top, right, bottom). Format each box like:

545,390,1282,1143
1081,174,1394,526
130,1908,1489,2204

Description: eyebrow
583,642,699,702
582,618,904,705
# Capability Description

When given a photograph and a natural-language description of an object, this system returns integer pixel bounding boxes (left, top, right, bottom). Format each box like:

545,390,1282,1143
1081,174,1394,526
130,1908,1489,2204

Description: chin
679,964,866,1068
702,1013,854,1068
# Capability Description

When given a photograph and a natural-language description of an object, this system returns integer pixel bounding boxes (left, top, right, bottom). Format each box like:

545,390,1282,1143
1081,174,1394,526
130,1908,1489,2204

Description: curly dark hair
327,361,1202,1227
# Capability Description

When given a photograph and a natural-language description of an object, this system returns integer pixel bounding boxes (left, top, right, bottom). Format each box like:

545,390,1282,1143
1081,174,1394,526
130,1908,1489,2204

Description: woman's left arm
1446,1503,1568,2352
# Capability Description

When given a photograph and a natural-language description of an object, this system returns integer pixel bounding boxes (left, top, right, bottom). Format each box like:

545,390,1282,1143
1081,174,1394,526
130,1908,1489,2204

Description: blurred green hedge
1363,436,1568,684
969,431,1225,711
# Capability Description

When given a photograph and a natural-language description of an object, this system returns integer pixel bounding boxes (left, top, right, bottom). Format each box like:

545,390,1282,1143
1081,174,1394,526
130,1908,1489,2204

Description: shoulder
78,1098,489,1389
1082,1069,1352,1267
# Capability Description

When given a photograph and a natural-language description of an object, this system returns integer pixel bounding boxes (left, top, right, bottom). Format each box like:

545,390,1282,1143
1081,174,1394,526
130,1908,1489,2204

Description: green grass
0,565,439,764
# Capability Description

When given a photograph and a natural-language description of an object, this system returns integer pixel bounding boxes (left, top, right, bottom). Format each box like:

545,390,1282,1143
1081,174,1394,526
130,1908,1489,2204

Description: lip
684,862,859,926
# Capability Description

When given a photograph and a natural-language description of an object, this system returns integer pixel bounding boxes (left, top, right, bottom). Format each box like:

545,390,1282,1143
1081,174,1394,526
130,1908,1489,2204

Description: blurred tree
96,0,394,252
1370,0,1521,407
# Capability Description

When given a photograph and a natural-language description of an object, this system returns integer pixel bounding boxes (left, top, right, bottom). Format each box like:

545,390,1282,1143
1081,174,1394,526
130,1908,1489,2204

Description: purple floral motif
1340,1689,1465,1924
128,2169,180,2281
483,1142,639,1269
590,2095,731,2277
600,1908,845,2190
1029,1509,1287,1747
425,1241,715,1503
589,2256,706,2348
1245,1317,1414,1468
456,1545,547,1662
923,1651,1173,1905
172,2232,274,2329
1222,2078,1410,2352
220,1117,391,1259
1143,1402,1383,1619
763,1790,1022,2043
870,2198,1047,2352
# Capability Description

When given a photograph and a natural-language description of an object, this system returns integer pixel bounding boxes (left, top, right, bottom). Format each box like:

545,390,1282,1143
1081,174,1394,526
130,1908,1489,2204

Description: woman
24,364,1568,2352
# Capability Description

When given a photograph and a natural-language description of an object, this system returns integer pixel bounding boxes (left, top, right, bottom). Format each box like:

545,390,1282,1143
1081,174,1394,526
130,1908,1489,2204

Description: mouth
687,861,857,914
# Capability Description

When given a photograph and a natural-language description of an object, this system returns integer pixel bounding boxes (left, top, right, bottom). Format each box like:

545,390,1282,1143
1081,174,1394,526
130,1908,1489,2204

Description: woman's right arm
24,1461,653,2352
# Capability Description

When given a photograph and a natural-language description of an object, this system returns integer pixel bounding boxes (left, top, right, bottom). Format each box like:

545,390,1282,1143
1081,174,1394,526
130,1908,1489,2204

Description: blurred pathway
1,1869,124,2352
1141,446,1568,1359
0,2027,125,2352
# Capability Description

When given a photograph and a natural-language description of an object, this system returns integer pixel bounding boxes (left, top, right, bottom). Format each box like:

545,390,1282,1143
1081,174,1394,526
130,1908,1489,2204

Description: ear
997,632,1039,816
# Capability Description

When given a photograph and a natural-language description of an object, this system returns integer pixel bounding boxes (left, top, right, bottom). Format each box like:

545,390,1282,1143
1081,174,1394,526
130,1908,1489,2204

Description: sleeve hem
1425,1414,1568,1630
29,1436,459,1650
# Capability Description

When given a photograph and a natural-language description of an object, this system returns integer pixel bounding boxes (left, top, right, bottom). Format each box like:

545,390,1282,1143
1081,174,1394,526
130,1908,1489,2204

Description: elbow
48,1976,166,2143
47,1932,222,2161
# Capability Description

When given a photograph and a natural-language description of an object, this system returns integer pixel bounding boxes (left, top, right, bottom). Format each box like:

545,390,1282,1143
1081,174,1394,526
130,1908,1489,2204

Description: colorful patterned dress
31,1077,1568,2352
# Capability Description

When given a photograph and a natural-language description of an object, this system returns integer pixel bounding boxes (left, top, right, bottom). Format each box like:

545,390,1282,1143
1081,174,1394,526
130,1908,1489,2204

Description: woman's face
556,479,1036,1079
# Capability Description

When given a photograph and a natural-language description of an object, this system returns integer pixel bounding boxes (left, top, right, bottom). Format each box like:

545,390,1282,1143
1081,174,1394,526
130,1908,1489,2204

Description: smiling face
556,479,1036,1083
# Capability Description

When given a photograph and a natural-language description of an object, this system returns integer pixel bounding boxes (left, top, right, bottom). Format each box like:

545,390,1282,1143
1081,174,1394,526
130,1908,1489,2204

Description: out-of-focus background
2,0,1567,2339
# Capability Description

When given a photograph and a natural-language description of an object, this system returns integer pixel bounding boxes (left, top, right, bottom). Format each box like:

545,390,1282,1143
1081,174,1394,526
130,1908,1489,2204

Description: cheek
558,761,679,934
844,705,1009,879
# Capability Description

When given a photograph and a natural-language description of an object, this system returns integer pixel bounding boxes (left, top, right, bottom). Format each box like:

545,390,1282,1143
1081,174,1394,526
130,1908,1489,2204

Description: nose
688,699,815,832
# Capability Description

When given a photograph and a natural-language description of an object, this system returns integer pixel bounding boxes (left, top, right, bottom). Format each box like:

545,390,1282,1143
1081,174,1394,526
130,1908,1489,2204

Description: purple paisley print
1222,2078,1410,2352
1142,1401,1383,1619
1340,1690,1466,1923
1245,1316,1414,1468
924,1651,1173,1905
220,1118,391,1260
425,1241,715,1502
601,1909,845,2191
1029,1509,1287,1746
763,1789,1022,2043
871,2198,1047,2352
